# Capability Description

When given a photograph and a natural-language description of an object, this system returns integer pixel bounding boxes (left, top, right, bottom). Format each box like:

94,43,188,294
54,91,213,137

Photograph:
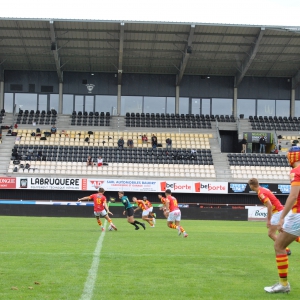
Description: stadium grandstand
0,18,300,205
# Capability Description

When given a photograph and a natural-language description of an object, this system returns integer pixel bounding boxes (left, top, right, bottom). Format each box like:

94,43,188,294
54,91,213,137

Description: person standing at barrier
259,134,266,153
248,178,299,256
118,191,145,230
264,146,300,294
78,187,117,231
165,189,188,238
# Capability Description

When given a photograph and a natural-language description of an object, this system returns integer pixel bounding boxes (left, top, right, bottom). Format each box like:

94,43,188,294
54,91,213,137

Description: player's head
165,189,172,195
98,187,105,194
287,146,300,168
132,197,137,202
248,178,259,191
118,191,124,198
158,194,162,199
143,196,147,200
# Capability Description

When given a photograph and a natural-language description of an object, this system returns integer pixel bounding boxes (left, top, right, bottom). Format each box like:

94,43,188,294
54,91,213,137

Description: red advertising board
0,177,16,189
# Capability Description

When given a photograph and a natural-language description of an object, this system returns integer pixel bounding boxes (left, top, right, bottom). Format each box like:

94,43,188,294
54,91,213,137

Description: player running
78,187,117,231
118,191,146,230
143,196,156,218
132,197,155,227
248,178,300,256
165,189,188,238
158,194,168,218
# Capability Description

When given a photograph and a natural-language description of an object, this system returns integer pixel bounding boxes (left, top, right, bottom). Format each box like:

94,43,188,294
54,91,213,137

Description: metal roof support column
49,20,63,83
176,24,195,86
233,87,237,119
117,85,121,115
0,65,4,109
58,82,63,114
118,23,125,85
175,85,180,114
234,27,265,87
291,88,295,118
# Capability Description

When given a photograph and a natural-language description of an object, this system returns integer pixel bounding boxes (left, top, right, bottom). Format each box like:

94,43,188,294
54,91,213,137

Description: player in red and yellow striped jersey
77,187,117,231
143,196,156,218
165,189,188,238
264,146,300,293
158,194,168,218
132,197,155,227
248,178,300,256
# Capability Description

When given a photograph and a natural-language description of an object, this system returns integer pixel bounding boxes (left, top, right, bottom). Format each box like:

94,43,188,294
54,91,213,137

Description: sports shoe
111,223,117,231
152,218,156,225
101,227,105,232
183,232,188,238
264,282,290,293
150,225,155,228
177,226,182,236
141,223,146,230
135,227,140,230
286,248,291,255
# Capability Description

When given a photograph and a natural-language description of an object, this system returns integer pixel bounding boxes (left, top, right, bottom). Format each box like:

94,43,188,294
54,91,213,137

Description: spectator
14,123,18,129
36,128,41,137
259,135,266,153
142,134,148,144
87,155,93,166
151,134,158,149
166,137,172,150
118,137,124,149
241,136,247,153
50,125,57,135
37,150,43,159
97,156,103,167
27,148,34,161
127,138,134,148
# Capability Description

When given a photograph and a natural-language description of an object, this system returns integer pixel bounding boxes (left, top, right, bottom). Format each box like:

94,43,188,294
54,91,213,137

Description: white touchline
80,220,107,300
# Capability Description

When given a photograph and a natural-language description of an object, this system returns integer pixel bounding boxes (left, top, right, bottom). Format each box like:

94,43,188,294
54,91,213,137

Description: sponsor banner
246,206,267,220
0,200,93,206
0,177,16,189
85,179,228,193
228,182,290,195
244,132,273,143
16,177,83,190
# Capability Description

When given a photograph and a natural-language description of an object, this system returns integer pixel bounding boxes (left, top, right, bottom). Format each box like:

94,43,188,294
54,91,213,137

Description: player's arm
165,198,170,214
134,204,141,213
264,200,272,227
104,201,113,215
77,196,90,202
278,185,300,231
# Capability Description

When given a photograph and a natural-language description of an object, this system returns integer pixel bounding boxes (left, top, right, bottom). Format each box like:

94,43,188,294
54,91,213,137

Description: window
295,101,300,117
50,94,59,112
38,94,47,111
121,96,143,115
144,97,166,114
191,98,200,114
63,95,74,114
179,97,189,114
95,95,117,115
201,98,211,115
237,99,256,118
4,93,14,113
275,100,290,117
15,93,37,112
166,97,175,114
257,99,275,116
85,95,94,113
74,95,84,112
212,98,232,115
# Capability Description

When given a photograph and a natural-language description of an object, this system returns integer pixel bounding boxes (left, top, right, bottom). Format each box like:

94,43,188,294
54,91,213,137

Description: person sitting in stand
50,125,57,135
166,137,172,150
127,138,134,148
118,137,124,149
151,134,158,149
87,155,93,166
97,156,103,167
142,134,148,144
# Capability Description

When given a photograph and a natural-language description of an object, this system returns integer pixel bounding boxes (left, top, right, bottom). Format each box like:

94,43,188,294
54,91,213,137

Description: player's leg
264,213,300,293
127,209,145,230
175,211,187,237
94,212,104,231
142,210,154,227
103,212,117,231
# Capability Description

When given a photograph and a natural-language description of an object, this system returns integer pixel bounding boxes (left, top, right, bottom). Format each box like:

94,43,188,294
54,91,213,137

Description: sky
1,0,300,27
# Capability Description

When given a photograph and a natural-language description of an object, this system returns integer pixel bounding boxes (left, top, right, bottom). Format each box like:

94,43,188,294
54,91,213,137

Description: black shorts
126,207,134,217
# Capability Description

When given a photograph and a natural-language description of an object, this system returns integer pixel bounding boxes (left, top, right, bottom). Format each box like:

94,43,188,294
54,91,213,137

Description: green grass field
1,215,300,300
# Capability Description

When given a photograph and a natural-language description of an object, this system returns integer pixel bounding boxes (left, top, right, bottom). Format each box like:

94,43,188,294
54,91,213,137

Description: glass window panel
85,95,94,113
15,93,37,112
201,98,211,115
75,95,84,112
121,96,143,115
63,95,74,114
166,97,175,114
38,94,47,111
95,95,117,115
212,98,232,115
4,93,14,113
276,100,290,117
179,97,189,114
50,94,59,112
237,99,256,118
257,99,275,116
191,98,200,114
295,101,300,118
144,97,166,114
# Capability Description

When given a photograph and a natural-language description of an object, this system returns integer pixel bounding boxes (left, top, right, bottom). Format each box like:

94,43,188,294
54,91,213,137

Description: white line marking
80,220,107,300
